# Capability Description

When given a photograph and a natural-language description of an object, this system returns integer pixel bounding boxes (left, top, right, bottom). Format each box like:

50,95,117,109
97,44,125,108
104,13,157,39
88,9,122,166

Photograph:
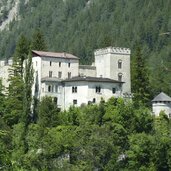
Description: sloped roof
32,50,79,60
152,92,171,102
63,76,124,83
41,77,62,82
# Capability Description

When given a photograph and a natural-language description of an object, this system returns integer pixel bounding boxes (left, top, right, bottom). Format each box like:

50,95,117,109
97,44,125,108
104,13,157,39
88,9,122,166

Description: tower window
118,60,122,69
68,72,71,78
50,61,52,66
118,73,123,82
68,63,70,68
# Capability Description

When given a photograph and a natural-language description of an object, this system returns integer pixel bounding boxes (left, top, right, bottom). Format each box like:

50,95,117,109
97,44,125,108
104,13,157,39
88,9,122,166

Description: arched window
118,60,122,69
48,85,51,92
118,73,123,82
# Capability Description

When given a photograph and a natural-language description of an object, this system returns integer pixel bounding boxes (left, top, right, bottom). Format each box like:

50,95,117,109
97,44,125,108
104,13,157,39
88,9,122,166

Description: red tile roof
32,50,79,59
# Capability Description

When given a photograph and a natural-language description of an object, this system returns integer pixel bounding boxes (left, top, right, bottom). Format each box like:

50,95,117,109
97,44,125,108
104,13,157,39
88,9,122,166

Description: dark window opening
73,99,77,105
72,86,77,93
93,98,96,103
59,62,61,67
49,71,52,77
48,85,51,92
68,63,70,68
112,88,116,94
54,97,57,104
68,72,71,78
118,73,122,82
58,72,62,78
96,86,101,93
50,61,52,66
118,60,122,69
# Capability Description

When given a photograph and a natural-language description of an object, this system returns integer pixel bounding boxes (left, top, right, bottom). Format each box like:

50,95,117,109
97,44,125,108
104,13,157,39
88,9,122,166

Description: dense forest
0,0,171,95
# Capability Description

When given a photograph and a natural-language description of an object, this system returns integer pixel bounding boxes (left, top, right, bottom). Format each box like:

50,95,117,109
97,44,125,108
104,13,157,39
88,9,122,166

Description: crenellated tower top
94,46,131,56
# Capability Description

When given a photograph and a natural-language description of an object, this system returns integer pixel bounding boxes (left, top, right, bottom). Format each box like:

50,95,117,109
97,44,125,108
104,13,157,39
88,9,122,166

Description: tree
31,29,47,51
131,47,151,107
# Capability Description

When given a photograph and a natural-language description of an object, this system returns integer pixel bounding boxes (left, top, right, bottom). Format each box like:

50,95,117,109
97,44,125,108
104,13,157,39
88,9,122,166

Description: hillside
0,0,171,95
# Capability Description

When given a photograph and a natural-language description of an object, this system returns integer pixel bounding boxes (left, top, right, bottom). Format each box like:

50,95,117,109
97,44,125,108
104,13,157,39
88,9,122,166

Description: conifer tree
31,29,47,51
4,35,29,127
131,47,151,107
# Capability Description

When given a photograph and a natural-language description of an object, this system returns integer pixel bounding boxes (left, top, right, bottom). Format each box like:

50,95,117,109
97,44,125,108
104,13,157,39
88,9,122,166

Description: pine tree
131,47,151,107
4,35,29,127
31,29,47,51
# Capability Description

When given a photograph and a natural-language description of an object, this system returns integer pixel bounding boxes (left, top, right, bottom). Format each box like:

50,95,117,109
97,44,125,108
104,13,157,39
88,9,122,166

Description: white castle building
0,47,131,110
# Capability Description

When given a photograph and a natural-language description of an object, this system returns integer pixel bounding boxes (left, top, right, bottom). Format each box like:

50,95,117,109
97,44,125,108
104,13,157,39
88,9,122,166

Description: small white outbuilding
152,92,171,117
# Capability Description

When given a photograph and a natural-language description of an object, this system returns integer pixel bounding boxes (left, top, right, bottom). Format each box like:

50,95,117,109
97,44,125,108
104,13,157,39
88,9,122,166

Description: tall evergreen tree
131,47,151,107
31,29,47,51
4,35,29,127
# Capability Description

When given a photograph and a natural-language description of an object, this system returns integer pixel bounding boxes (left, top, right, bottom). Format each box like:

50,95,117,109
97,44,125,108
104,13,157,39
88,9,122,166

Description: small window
59,62,61,67
58,72,62,78
55,85,58,92
73,99,77,105
72,86,77,93
118,60,122,69
36,61,38,66
49,71,52,78
118,73,123,82
68,72,71,78
112,88,116,94
48,85,51,92
54,97,57,104
50,61,52,66
96,86,101,93
93,98,96,103
68,63,71,68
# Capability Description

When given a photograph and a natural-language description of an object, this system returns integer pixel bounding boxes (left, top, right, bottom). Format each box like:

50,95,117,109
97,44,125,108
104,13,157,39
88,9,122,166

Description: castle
0,46,131,110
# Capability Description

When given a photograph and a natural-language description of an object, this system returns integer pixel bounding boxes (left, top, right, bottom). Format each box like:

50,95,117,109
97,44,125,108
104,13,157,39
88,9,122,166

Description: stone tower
94,47,131,94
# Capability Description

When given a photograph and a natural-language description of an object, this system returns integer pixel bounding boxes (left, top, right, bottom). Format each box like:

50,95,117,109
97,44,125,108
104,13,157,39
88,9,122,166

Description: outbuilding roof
152,92,171,102
32,50,79,60
63,76,124,83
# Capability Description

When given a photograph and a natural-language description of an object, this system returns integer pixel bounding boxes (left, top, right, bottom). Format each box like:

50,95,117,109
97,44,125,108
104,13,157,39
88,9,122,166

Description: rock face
0,0,20,30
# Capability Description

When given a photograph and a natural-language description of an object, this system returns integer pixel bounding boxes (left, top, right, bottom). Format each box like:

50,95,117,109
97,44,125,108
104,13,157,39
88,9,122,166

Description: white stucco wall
63,81,122,110
94,47,131,94
152,102,171,117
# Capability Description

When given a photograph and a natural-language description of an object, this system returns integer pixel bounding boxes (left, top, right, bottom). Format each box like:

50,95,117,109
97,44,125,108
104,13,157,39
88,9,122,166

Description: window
50,61,52,66
93,98,96,103
55,85,58,92
68,63,70,68
112,88,116,94
58,72,62,78
68,72,71,78
48,85,51,92
118,73,123,82
118,60,122,69
96,86,101,93
73,99,77,105
72,86,77,93
49,71,52,78
59,62,61,67
54,97,57,104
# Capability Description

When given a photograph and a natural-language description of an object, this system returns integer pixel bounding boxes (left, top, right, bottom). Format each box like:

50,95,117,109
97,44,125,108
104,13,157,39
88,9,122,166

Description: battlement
94,47,131,56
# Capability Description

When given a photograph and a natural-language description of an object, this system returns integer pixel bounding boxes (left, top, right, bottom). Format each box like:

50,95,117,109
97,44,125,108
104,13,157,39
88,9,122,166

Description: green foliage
132,47,151,107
